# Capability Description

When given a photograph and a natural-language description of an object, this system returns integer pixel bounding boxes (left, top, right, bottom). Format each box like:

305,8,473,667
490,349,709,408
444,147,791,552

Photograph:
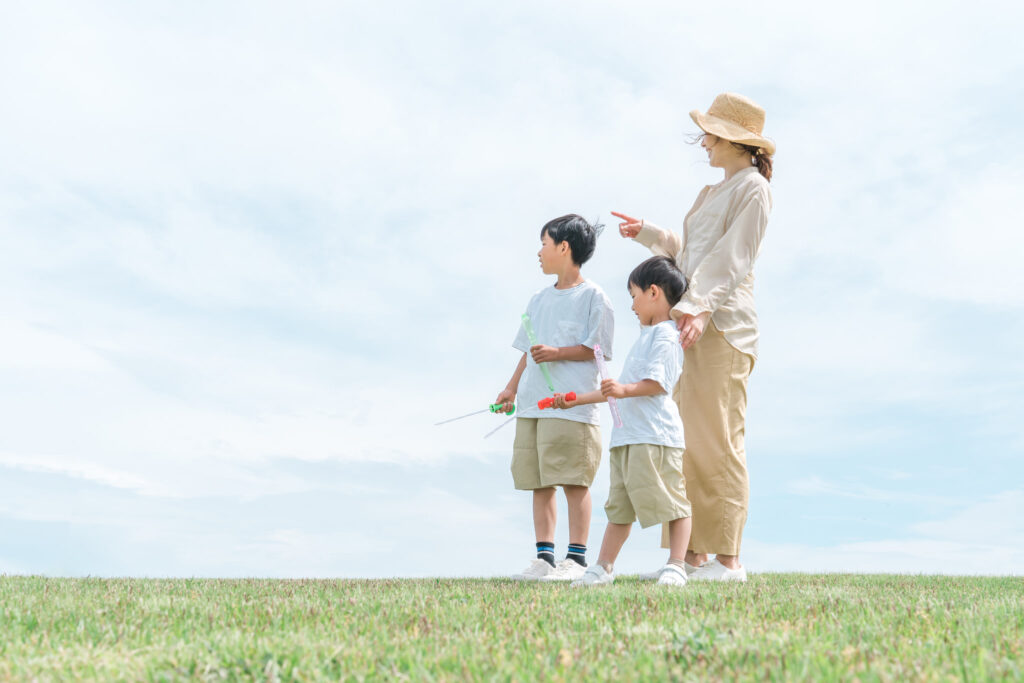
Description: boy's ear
648,284,662,299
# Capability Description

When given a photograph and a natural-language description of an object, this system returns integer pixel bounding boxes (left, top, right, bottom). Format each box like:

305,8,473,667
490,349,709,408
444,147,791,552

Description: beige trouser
660,320,753,555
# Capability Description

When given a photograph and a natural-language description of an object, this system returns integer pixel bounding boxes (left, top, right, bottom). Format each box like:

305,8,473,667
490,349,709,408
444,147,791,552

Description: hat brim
690,110,776,156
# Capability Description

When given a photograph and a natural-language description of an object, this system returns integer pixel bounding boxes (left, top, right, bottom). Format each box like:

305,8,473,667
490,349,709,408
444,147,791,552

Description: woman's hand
611,211,643,239
677,311,712,349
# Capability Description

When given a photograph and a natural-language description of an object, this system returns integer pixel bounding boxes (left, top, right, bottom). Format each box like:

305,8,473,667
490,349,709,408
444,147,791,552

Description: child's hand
611,211,643,239
600,378,628,399
493,388,516,414
553,393,578,409
530,345,561,363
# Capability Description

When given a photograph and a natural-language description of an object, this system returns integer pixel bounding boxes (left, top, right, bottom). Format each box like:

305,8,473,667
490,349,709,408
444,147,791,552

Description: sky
1,1,1022,578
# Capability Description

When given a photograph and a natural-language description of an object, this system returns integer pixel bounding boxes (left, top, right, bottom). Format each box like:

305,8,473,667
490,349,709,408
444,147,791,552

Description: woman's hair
628,256,688,307
689,132,774,182
540,214,604,266
733,142,773,182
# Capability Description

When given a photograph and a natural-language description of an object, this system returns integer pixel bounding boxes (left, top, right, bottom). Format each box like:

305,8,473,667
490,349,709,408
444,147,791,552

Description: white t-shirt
512,280,614,424
609,320,685,448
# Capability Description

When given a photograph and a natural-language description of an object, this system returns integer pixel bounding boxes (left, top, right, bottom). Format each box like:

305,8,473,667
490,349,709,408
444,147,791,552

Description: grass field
1,574,1022,681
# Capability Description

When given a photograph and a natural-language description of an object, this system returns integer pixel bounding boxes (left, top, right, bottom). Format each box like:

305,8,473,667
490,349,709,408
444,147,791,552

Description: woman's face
701,133,727,168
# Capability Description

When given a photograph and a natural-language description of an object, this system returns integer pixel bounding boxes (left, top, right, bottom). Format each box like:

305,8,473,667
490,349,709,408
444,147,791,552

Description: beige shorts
511,417,602,490
605,443,691,528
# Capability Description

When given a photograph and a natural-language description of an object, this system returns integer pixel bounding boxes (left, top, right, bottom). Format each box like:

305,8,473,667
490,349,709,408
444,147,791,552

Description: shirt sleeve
639,334,683,393
633,222,683,261
674,184,771,318
582,290,614,360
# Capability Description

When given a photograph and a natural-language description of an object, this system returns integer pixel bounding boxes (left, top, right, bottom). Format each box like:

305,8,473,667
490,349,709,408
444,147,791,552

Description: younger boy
554,255,692,586
495,214,614,582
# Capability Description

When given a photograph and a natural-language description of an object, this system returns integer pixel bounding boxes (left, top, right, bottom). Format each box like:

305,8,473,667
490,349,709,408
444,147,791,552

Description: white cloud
787,476,947,505
0,318,111,372
912,490,1024,544
749,491,1024,575
744,537,1024,576
883,165,1024,308
747,489,1024,575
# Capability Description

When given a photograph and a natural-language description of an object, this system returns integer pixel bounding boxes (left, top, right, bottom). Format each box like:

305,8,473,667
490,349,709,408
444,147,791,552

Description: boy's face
538,232,569,274
629,283,672,326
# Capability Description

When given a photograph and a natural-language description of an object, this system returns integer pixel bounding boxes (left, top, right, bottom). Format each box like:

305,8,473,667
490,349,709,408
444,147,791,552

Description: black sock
536,542,555,567
566,543,587,566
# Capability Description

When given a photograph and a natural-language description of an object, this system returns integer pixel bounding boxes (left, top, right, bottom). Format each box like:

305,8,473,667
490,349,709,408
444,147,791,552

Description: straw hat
690,93,775,156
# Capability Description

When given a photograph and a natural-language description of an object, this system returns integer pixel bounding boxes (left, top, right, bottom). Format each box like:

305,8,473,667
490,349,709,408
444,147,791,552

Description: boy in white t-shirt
494,214,614,582
553,255,692,587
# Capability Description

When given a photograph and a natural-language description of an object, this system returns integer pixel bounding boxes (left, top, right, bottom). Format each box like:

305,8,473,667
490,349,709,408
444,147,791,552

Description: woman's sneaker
656,564,688,586
571,564,615,587
539,559,587,582
512,558,555,581
689,558,747,582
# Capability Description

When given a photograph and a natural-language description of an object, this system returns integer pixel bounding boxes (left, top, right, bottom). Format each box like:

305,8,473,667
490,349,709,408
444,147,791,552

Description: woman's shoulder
731,169,772,210
733,167,768,189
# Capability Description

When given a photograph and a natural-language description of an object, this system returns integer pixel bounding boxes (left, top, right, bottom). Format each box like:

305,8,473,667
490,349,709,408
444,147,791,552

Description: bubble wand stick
593,343,623,428
483,416,516,438
521,314,555,392
435,403,515,426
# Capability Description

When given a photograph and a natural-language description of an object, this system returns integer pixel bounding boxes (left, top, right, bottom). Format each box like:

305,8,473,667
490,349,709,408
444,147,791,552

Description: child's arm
600,378,664,399
552,390,604,409
530,344,595,363
494,353,527,414
552,378,665,409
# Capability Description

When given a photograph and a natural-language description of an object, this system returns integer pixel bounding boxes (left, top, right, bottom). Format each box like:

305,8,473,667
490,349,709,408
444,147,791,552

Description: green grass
1,574,1022,681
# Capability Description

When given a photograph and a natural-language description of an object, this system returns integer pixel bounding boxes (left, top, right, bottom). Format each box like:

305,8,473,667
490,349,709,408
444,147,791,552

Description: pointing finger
610,211,639,223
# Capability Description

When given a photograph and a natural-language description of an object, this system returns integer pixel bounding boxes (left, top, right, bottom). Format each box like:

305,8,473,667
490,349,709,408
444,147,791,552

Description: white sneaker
689,558,747,582
511,558,555,581
539,558,587,582
571,564,615,587
639,561,702,580
656,564,688,586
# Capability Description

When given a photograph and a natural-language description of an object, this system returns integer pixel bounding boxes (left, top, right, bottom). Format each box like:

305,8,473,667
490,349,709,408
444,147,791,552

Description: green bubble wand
522,314,555,392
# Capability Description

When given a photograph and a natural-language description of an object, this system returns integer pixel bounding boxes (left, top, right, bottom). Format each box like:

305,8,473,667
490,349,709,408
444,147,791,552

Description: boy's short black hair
628,256,688,307
540,214,603,266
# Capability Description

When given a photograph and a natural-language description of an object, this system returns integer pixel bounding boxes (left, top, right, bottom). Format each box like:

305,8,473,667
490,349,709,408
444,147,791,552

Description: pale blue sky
1,1,1022,577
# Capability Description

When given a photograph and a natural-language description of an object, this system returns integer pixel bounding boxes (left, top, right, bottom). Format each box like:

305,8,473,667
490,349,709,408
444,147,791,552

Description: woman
613,92,774,582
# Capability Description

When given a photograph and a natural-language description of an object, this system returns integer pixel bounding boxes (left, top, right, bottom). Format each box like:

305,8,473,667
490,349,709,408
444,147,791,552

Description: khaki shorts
511,417,602,490
605,444,691,528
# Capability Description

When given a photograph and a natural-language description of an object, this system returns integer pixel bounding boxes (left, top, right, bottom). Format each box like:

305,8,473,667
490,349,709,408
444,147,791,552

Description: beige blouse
634,166,772,359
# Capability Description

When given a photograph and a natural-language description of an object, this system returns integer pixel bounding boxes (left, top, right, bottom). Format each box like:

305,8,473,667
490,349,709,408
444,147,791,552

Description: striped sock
536,542,555,567
566,543,587,566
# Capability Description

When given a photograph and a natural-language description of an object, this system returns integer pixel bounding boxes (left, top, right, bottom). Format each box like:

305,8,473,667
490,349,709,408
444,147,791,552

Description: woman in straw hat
612,92,774,582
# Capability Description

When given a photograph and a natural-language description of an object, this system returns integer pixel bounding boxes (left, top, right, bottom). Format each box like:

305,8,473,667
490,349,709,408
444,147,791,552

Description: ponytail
753,149,773,182
733,142,773,182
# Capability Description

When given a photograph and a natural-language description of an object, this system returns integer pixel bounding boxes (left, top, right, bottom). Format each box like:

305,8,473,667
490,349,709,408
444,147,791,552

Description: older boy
495,214,613,582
